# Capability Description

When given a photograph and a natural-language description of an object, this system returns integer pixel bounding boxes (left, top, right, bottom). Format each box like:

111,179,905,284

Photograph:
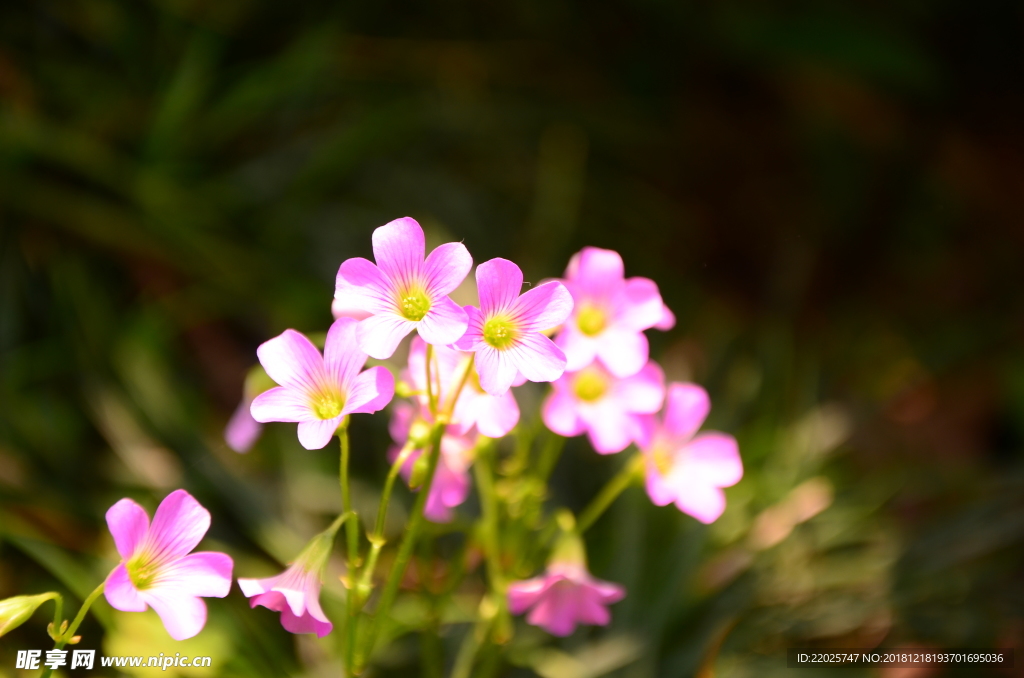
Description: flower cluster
4,217,743,672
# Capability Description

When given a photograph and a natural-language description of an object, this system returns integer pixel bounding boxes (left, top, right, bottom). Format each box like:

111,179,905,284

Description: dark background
2,1,1023,676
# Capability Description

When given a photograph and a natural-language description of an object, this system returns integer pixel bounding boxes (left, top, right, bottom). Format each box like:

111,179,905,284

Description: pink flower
555,247,673,378
542,359,666,454
335,217,472,359
250,317,395,450
406,336,521,438
238,522,339,638
454,258,573,396
103,490,233,641
331,297,373,321
389,402,475,523
638,383,742,523
507,534,624,637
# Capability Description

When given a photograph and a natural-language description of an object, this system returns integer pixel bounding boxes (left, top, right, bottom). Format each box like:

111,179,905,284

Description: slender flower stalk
576,454,645,534
38,584,106,678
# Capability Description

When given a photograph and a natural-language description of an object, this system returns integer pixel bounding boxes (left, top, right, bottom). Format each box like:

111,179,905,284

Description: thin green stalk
535,430,566,483
39,582,105,678
449,617,492,678
355,442,416,598
473,442,511,644
353,422,445,674
425,344,437,415
576,453,643,534
338,424,361,673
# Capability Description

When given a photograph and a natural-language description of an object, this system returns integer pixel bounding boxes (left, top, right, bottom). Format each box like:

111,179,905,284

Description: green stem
355,442,416,598
576,453,643,534
473,442,511,644
39,583,105,678
425,344,437,416
353,422,445,674
338,424,361,674
535,430,566,483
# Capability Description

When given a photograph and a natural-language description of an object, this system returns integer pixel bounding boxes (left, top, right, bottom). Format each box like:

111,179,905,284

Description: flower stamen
399,290,431,321
482,317,518,350
573,370,608,402
576,303,607,336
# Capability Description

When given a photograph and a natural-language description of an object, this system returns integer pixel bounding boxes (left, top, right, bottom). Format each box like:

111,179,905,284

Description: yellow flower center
126,554,157,590
482,317,518,350
313,392,344,420
399,290,431,321
651,445,674,477
576,303,607,336
572,369,608,402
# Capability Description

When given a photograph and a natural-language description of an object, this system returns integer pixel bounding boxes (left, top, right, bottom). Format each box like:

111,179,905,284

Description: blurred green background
2,1,1023,676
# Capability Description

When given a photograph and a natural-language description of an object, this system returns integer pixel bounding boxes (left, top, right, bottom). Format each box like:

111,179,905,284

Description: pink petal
616,277,667,331
257,330,325,394
588,578,626,604
569,247,625,299
508,333,566,384
580,402,638,454
453,305,484,351
161,552,233,598
673,482,727,524
148,490,210,561
372,217,425,283
596,328,649,378
356,313,416,360
104,564,147,612
251,387,313,423
141,590,207,641
473,390,520,438
685,433,743,487
527,583,575,636
417,296,469,346
542,391,586,437
507,575,556,614
423,241,473,297
654,303,675,330
344,366,395,415
614,362,665,414
512,281,574,331
296,418,341,450
324,317,368,389
575,591,611,626
389,401,415,444
336,258,394,314
643,465,676,506
225,398,263,453
556,326,599,373
331,297,374,321
106,498,149,560
476,258,524,314
280,603,332,637
474,345,519,396
663,383,710,440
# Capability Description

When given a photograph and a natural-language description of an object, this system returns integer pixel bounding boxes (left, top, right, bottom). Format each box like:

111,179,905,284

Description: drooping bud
0,593,60,637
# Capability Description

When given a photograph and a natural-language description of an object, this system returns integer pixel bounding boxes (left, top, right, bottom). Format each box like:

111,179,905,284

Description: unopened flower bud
0,592,60,638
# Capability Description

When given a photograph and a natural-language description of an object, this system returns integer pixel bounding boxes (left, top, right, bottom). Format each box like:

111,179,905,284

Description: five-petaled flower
455,258,573,396
507,532,625,637
251,317,395,450
335,217,473,359
555,247,673,378
638,382,743,523
542,359,666,454
104,490,233,641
